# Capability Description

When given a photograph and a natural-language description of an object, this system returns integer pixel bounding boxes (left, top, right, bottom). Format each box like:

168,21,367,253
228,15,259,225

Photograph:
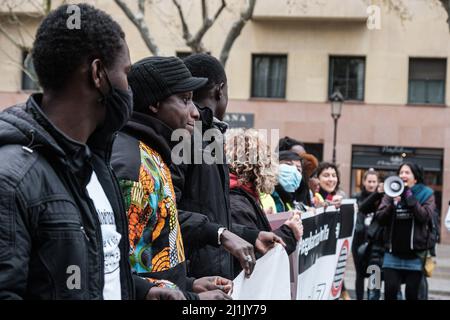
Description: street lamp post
330,91,344,164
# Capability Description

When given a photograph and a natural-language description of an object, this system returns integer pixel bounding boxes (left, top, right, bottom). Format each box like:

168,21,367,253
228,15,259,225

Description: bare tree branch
189,0,226,52
0,47,21,66
0,35,39,88
377,0,449,29
138,0,145,13
44,0,52,14
201,0,207,22
0,23,24,49
438,0,450,30
220,0,256,66
212,0,227,21
7,7,29,48
2,57,36,83
172,0,227,53
114,0,160,55
0,3,29,49
172,0,193,45
0,0,50,90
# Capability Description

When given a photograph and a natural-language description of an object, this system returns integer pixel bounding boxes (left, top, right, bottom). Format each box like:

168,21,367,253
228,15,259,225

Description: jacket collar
27,94,92,161
229,173,259,200
121,111,175,164
213,117,228,133
196,104,228,134
275,184,294,205
197,104,213,129
27,94,97,187
319,187,335,201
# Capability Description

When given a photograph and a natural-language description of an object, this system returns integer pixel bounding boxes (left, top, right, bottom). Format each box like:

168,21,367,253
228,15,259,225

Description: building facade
1,0,449,242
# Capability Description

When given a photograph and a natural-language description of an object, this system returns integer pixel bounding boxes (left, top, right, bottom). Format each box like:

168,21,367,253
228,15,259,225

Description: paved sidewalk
344,243,450,300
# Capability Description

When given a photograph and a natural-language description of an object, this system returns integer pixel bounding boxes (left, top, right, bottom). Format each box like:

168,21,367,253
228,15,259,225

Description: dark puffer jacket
0,95,152,300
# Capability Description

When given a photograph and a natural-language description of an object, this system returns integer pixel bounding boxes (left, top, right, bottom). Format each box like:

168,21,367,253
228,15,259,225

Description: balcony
253,0,368,22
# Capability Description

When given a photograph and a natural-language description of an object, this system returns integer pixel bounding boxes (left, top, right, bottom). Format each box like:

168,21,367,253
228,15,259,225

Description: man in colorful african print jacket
111,56,233,301
112,112,189,293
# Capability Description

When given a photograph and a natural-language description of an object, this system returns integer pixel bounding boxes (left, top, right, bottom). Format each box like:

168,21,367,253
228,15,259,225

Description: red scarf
229,173,259,200
319,188,335,202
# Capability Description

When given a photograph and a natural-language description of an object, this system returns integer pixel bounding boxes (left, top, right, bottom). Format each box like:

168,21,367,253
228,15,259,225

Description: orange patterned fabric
119,142,185,274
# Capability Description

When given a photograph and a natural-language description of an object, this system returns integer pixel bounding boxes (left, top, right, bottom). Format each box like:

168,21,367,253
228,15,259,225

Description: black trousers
353,257,366,300
383,268,423,300
352,244,372,300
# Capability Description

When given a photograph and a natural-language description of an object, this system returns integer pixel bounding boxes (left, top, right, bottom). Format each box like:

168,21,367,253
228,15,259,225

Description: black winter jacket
170,106,258,279
229,188,297,277
376,193,436,257
353,190,384,249
353,190,385,271
0,95,152,300
294,180,312,207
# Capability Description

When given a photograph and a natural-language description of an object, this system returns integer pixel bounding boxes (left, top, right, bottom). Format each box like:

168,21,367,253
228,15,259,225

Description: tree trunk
220,0,257,66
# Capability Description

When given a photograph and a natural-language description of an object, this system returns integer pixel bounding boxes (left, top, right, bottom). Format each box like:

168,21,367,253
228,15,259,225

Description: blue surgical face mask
278,163,302,193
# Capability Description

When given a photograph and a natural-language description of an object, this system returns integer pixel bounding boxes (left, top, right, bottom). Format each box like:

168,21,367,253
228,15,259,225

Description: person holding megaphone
376,162,436,300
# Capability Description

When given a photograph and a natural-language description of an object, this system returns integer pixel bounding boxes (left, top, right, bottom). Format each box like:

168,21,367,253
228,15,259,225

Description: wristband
217,227,227,245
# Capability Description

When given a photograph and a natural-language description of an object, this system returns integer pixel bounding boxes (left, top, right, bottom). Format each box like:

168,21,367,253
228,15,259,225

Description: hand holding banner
231,244,291,300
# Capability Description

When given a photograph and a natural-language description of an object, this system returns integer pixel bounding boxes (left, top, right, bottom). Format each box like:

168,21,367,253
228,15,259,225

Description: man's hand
283,212,303,241
146,287,186,300
255,231,286,255
221,230,256,278
192,276,233,294
198,289,233,300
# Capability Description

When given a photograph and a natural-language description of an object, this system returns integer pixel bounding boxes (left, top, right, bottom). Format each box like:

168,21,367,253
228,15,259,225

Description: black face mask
98,68,134,133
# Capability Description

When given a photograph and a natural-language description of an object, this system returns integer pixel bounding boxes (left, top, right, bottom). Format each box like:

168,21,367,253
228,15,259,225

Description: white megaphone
384,176,404,198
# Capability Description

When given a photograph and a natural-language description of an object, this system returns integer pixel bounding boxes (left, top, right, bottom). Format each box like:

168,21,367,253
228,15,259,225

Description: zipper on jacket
80,226,90,242
40,221,80,227
55,167,96,299
410,219,415,250
81,178,106,291
39,221,89,238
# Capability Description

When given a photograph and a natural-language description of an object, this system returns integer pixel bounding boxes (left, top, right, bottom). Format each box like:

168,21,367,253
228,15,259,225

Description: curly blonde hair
225,128,278,194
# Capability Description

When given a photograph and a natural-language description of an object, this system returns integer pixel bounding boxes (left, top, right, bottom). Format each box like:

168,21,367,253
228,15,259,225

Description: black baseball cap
128,56,208,112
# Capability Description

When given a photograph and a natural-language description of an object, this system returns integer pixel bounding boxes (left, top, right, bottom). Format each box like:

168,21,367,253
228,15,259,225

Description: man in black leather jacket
0,4,182,300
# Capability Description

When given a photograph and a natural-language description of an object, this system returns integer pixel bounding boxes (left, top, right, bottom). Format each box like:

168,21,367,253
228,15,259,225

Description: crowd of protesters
0,3,443,300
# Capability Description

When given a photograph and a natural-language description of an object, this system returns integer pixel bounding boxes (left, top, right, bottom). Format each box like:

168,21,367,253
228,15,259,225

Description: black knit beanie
279,151,302,162
128,56,208,113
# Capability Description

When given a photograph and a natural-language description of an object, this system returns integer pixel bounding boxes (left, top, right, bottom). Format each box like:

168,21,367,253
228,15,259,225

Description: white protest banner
231,244,291,300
